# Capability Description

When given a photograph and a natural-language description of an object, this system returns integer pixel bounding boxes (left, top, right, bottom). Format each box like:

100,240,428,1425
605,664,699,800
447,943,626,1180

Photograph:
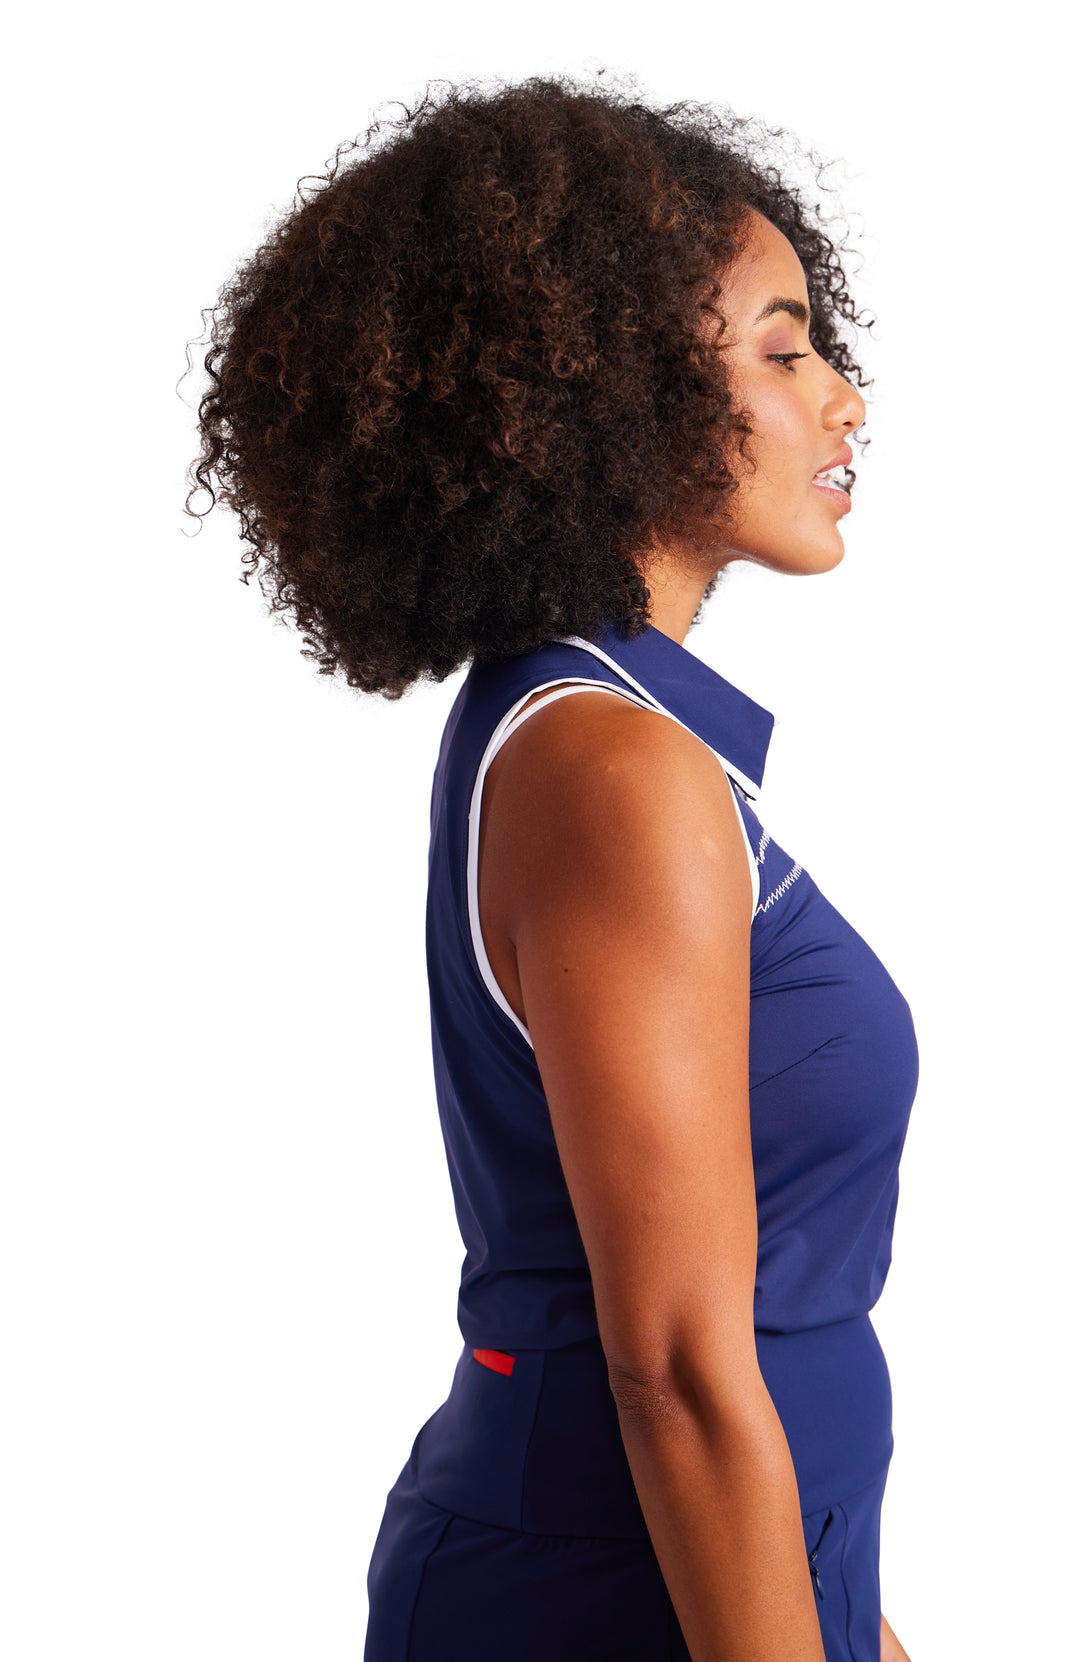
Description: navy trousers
365,1320,892,1662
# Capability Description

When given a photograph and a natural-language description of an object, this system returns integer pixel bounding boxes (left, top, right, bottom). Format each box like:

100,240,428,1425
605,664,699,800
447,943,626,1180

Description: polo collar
552,621,774,801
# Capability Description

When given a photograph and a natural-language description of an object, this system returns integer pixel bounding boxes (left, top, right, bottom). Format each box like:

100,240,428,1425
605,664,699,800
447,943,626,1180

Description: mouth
811,460,855,512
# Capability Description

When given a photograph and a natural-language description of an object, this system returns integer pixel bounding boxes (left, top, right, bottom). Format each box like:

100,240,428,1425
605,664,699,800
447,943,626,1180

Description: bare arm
480,691,827,1662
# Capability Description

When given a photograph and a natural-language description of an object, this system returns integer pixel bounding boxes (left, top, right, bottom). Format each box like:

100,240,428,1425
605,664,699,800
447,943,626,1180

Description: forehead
722,209,809,317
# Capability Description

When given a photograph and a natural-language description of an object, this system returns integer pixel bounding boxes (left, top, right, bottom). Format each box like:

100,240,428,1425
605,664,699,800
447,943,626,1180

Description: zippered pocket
806,1507,835,1602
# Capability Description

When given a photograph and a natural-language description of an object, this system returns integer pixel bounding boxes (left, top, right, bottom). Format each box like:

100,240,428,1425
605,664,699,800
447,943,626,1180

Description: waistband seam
830,1454,893,1510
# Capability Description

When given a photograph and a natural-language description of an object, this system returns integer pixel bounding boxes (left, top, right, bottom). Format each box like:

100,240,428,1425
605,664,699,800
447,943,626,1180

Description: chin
802,539,846,575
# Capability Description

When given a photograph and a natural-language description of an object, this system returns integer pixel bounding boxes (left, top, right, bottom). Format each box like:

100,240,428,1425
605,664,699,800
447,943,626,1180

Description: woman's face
706,209,867,577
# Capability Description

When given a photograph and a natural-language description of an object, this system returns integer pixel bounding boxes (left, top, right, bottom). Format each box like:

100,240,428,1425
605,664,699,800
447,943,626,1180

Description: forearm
614,1375,827,1662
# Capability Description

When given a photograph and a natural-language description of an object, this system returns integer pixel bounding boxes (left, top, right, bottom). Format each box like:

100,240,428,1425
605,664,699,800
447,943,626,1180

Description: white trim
728,782,761,917
467,671,761,1047
467,679,646,1048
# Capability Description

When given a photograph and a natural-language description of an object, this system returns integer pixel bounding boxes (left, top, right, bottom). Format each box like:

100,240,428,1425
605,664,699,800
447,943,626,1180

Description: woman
188,75,916,1662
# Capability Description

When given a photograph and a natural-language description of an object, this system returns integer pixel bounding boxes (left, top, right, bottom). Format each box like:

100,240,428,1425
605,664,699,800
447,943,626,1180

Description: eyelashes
767,353,809,372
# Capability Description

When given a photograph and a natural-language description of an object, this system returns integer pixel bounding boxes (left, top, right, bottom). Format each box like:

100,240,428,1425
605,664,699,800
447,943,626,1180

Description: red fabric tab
472,1347,516,1377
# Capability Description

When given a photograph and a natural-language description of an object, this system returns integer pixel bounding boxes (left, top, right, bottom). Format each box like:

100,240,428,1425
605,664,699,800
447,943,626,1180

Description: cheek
760,388,804,468
747,383,813,486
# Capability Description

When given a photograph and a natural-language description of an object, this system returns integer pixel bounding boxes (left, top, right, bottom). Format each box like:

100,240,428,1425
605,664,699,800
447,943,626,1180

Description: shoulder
483,684,751,940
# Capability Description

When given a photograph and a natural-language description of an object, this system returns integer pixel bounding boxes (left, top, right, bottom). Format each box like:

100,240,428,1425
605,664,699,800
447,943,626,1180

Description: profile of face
701,208,867,578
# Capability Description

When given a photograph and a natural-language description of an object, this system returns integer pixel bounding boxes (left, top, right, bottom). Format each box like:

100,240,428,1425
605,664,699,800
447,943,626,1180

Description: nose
823,365,866,436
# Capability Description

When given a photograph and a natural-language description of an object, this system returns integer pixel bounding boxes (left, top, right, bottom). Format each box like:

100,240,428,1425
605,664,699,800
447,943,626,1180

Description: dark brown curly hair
184,73,870,698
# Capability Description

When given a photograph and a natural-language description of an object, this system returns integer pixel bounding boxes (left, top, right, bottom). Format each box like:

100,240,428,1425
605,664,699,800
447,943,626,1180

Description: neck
640,551,719,645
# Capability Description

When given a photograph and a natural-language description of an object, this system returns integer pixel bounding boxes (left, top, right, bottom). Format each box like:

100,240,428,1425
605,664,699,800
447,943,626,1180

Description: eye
767,353,809,373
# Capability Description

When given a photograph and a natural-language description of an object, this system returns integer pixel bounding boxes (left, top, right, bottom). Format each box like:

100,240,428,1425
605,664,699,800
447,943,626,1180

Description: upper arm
487,693,759,1402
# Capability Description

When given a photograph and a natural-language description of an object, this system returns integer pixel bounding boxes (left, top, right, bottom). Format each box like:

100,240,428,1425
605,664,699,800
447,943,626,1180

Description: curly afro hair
185,73,870,699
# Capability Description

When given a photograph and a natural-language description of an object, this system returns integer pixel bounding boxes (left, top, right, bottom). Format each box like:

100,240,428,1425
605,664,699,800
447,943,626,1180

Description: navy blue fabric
366,1326,892,1661
365,620,917,1660
425,620,918,1348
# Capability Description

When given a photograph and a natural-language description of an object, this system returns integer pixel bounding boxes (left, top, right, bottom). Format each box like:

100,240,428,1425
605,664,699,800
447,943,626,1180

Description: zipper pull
807,1510,834,1602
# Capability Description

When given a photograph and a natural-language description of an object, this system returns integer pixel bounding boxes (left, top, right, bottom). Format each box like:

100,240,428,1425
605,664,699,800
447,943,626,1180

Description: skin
477,210,908,1661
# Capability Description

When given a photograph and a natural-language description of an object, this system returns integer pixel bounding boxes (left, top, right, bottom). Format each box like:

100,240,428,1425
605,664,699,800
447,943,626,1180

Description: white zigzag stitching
754,858,803,917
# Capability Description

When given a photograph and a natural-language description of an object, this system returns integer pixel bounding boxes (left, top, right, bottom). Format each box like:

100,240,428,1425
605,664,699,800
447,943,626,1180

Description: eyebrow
754,296,810,326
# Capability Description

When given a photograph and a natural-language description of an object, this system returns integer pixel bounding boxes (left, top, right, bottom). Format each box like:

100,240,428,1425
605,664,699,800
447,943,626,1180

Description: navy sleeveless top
426,621,919,1351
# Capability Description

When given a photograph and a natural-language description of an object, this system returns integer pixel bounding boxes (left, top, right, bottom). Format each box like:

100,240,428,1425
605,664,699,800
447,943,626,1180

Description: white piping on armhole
466,675,760,1048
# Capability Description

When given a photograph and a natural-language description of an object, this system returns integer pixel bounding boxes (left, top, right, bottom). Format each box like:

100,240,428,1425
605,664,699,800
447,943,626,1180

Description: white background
4,3,1075,1657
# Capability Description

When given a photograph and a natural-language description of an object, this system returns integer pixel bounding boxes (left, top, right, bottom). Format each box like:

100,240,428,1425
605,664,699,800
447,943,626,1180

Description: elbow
605,1340,765,1435
606,1359,685,1430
